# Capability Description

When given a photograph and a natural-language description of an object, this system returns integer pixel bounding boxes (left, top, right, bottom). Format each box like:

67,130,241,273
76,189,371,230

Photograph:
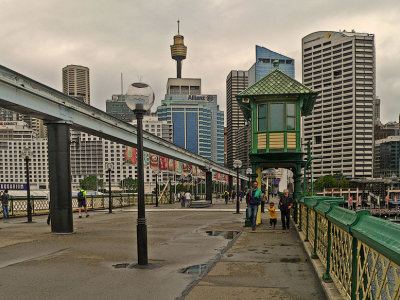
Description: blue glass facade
157,94,224,165
248,45,295,86
186,112,198,154
172,111,185,148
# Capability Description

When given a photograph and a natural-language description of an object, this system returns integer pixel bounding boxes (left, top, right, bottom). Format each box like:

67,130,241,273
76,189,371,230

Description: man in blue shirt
246,181,262,231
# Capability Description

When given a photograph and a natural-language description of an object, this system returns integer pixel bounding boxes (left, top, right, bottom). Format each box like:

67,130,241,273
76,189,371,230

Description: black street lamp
246,167,252,189
233,160,242,214
126,82,154,266
106,162,114,213
22,147,33,223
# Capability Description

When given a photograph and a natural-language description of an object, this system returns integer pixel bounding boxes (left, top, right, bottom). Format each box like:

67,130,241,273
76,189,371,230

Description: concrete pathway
185,215,327,300
0,202,326,300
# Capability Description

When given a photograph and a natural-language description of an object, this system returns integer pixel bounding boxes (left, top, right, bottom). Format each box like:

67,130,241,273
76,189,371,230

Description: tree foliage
314,173,349,191
120,177,138,193
80,175,104,191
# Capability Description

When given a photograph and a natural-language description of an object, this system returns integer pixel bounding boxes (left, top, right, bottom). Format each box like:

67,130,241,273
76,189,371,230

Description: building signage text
0,183,27,190
187,95,216,102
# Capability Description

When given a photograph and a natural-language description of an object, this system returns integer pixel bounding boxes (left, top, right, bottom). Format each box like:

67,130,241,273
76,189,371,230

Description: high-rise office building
226,70,248,168
157,92,224,165
248,45,295,86
62,65,90,105
302,30,375,178
374,97,380,122
0,121,49,190
235,124,251,169
106,94,136,122
0,109,18,121
374,136,400,178
19,115,47,138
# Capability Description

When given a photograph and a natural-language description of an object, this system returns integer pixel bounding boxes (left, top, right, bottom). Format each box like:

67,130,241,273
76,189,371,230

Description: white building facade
302,31,375,179
0,121,49,190
0,117,173,192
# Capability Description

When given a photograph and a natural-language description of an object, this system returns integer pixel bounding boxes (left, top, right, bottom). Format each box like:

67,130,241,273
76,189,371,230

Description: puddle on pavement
180,264,209,275
206,230,240,239
113,263,130,269
280,257,308,263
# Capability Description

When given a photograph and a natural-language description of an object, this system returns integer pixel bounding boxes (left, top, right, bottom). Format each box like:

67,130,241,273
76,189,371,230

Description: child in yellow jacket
268,202,277,229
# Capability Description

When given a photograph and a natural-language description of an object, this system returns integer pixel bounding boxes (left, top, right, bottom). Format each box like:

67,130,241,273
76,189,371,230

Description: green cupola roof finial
273,59,279,69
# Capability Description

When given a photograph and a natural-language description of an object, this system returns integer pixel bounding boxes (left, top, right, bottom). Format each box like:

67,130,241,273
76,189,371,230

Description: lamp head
233,160,242,169
246,167,252,175
125,82,154,112
22,146,32,159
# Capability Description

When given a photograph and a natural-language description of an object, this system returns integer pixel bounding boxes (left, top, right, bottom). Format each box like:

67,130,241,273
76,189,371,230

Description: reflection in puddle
180,264,208,275
112,263,130,269
206,230,240,239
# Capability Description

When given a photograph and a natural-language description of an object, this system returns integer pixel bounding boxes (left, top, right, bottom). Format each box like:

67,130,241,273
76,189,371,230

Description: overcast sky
1,0,399,123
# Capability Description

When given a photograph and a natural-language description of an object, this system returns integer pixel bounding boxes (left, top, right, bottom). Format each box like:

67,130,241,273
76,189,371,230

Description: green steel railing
297,197,400,300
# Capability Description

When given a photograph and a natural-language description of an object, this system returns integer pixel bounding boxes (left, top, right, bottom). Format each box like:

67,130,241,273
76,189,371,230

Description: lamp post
106,162,114,213
22,147,33,223
246,168,252,189
126,82,154,266
233,160,242,214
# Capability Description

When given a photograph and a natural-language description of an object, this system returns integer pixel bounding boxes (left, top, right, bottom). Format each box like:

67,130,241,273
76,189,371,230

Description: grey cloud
1,0,399,123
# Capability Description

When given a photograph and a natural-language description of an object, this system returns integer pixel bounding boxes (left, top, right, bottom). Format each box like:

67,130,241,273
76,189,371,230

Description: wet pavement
185,218,327,300
0,199,327,300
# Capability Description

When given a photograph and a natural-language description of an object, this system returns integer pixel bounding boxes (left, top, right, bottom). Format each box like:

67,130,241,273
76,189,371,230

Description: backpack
78,191,84,201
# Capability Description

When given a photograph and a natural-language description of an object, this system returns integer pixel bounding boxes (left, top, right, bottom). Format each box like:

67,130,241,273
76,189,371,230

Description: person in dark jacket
246,181,262,231
1,190,9,219
279,189,294,230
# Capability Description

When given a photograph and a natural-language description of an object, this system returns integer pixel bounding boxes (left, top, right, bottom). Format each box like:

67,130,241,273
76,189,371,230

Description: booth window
286,103,296,130
258,104,266,131
269,103,284,131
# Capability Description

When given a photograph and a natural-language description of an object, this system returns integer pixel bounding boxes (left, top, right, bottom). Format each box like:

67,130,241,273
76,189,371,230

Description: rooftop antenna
121,72,123,95
177,19,180,34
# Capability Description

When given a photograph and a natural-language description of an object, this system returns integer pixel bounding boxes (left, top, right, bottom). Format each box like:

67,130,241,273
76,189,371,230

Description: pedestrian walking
77,188,89,218
1,190,10,220
232,191,236,203
246,181,262,231
279,189,293,231
239,190,244,203
224,190,229,204
184,190,191,207
268,202,277,229
180,190,186,208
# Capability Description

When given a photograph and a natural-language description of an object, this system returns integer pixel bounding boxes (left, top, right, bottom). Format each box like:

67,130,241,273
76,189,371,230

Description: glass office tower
157,88,224,165
248,45,295,86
